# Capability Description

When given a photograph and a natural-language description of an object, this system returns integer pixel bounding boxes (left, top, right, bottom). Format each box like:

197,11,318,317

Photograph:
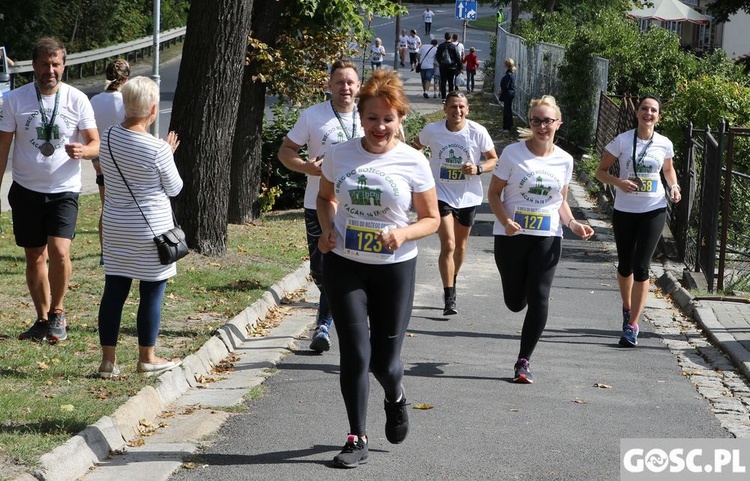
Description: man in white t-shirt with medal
278,59,363,354
0,37,99,343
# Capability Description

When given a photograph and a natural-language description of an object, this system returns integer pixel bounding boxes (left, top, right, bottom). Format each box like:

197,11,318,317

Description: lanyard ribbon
330,100,359,141
35,85,60,142
631,130,653,181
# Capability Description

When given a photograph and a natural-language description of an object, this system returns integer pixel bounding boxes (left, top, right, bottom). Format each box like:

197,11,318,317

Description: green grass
0,196,307,469
469,15,499,32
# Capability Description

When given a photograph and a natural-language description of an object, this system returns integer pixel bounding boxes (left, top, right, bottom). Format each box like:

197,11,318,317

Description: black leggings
494,235,561,360
612,208,665,282
322,253,416,435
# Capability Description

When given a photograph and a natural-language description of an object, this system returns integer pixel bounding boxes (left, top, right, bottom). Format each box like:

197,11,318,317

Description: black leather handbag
107,130,189,265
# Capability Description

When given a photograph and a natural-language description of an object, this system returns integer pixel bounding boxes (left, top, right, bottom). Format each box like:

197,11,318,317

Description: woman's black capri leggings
612,208,666,282
323,252,416,435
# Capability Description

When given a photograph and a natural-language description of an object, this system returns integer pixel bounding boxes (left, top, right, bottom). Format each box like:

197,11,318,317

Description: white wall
716,10,750,58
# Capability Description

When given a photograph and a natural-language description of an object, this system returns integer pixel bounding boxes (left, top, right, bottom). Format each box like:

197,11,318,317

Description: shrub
261,104,306,210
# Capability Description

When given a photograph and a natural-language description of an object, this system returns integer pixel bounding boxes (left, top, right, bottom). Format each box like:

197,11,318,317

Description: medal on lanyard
35,85,60,157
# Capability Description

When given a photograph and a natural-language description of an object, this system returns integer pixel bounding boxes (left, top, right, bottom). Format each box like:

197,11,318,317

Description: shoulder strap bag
416,46,435,73
106,129,189,265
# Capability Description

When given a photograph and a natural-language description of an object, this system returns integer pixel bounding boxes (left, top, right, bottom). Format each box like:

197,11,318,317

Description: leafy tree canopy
0,0,189,59
706,0,750,23
248,0,404,105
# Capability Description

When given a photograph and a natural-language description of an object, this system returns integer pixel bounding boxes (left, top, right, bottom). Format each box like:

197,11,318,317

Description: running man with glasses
488,96,594,384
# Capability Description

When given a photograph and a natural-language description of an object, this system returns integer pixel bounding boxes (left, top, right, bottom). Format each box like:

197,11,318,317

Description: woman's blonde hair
504,57,516,73
357,69,410,118
517,95,562,140
122,76,159,119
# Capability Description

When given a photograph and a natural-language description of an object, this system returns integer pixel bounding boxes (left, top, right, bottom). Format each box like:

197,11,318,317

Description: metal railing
493,26,609,138
7,27,186,80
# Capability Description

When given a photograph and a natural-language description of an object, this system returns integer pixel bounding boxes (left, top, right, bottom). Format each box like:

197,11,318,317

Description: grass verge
469,15,499,32
0,197,307,470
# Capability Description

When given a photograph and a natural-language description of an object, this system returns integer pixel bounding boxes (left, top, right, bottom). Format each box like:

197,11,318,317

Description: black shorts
409,52,419,64
438,200,477,227
8,181,79,247
96,174,104,186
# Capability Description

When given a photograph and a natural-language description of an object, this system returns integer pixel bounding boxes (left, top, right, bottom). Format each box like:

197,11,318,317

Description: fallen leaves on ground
594,382,613,389
412,403,434,410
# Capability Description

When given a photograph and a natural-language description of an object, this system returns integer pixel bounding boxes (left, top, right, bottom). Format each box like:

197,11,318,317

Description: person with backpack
436,33,462,101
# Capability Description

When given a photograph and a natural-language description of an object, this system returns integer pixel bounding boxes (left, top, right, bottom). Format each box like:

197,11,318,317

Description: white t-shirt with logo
407,35,422,53
419,119,494,208
423,10,434,23
492,141,573,237
371,45,386,63
399,35,409,49
0,82,96,193
321,138,435,265
286,101,363,209
605,129,674,213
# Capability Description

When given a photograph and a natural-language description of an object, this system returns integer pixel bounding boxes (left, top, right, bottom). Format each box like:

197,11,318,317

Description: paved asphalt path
166,185,728,481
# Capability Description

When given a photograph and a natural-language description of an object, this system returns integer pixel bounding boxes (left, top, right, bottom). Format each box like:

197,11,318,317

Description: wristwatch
476,165,484,175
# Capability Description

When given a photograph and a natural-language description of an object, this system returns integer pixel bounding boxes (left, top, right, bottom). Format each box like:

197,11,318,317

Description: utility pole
393,0,402,70
151,0,161,137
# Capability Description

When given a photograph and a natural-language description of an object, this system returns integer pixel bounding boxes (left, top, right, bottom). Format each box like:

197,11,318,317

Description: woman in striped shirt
96,76,183,379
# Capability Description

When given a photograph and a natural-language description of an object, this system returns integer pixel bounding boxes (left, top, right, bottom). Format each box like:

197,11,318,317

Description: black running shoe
443,297,457,316
384,392,409,444
18,319,49,341
333,434,368,468
513,358,533,384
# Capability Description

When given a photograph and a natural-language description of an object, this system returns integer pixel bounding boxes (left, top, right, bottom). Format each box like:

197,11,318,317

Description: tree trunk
228,0,285,224
511,0,520,30
545,0,557,13
170,0,253,255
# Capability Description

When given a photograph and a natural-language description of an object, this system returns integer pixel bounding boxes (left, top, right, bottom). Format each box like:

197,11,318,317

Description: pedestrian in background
462,47,479,93
398,28,409,67
90,59,131,265
407,29,422,72
370,38,386,71
436,32,462,101
278,60,363,354
498,57,516,131
0,37,100,342
96,76,182,378
317,69,439,468
415,91,497,316
417,38,438,99
594,95,680,347
423,7,434,36
488,96,594,383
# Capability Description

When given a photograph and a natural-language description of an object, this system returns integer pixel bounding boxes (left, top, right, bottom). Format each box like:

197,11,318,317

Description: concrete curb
28,262,311,481
655,270,750,383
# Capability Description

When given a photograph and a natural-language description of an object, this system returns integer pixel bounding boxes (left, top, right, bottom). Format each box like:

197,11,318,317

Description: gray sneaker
47,310,68,342
18,319,50,341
